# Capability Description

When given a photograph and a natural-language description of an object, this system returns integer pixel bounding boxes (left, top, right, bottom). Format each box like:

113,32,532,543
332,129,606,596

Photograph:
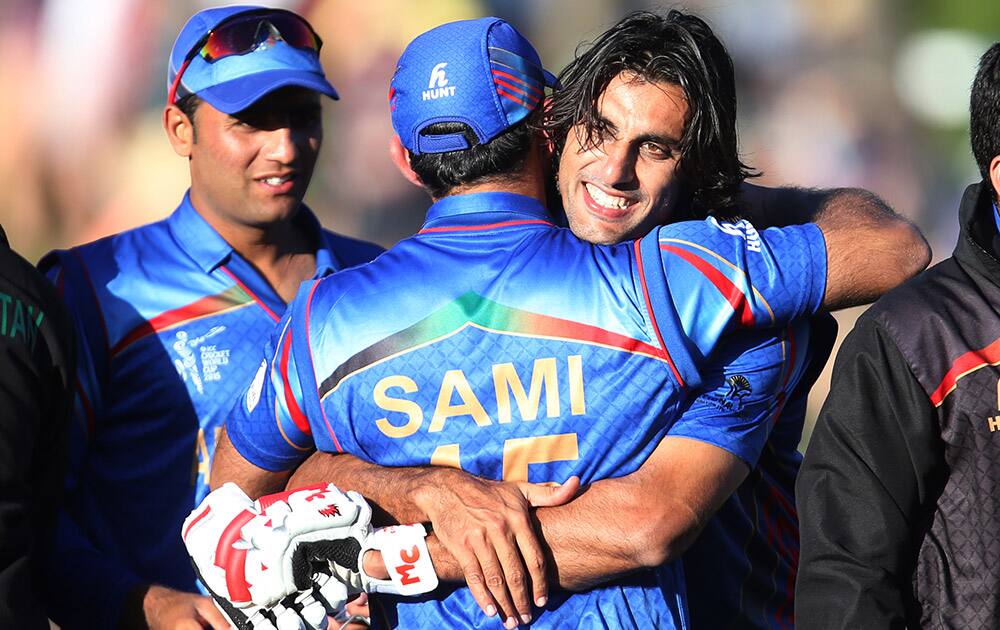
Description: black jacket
0,227,73,628
796,183,1000,629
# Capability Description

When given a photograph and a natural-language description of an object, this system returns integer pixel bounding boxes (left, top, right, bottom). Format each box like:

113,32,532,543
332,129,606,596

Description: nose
263,125,299,164
597,141,637,190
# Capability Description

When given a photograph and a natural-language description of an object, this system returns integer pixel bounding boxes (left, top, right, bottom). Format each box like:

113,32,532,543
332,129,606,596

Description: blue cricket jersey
226,192,826,628
683,313,836,630
38,193,383,630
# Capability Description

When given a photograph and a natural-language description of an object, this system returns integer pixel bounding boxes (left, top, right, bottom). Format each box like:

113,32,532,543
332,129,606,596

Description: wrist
410,467,462,520
362,549,389,581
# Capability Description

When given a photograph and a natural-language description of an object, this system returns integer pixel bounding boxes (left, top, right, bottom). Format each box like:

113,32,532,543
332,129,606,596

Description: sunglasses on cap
168,9,324,105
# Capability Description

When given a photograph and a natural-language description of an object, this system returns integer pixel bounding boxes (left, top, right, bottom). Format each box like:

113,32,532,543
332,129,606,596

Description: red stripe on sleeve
634,240,685,388
659,243,756,327
306,281,344,454
279,329,312,436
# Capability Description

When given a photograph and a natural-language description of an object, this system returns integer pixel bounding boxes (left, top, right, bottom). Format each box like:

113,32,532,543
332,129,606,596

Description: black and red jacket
796,182,1000,629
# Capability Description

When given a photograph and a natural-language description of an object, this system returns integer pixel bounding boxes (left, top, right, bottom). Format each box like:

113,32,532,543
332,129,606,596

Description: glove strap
363,524,438,596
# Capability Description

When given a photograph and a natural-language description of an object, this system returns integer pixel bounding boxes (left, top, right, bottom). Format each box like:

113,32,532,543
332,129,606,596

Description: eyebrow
635,132,682,149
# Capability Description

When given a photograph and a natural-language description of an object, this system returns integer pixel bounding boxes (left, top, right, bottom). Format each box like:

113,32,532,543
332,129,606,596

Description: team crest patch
706,374,753,413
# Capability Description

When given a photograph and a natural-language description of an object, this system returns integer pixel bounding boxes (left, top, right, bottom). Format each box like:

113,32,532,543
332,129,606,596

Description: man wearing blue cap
40,6,383,629
204,16,926,629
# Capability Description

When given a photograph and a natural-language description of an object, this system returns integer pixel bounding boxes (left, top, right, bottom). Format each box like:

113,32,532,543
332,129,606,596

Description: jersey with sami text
39,194,383,630
227,192,825,628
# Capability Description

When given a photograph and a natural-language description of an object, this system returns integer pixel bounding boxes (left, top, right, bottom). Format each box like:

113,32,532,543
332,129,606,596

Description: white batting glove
183,483,438,629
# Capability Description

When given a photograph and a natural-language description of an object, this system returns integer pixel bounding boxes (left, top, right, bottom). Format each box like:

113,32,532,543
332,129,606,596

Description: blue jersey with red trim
38,193,383,630
226,192,826,628
683,313,836,630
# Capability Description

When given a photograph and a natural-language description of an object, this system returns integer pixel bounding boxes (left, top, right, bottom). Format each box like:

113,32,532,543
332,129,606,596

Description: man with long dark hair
544,12,905,628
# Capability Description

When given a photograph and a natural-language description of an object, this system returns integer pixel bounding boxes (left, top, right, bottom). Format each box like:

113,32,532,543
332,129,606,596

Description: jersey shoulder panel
44,220,248,355
320,229,385,269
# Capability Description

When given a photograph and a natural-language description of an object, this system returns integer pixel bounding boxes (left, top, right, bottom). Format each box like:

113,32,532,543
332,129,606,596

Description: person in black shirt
796,42,1000,629
0,225,74,628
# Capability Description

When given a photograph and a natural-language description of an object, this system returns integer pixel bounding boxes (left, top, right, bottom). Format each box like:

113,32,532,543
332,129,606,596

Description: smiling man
39,6,382,629
556,74,690,244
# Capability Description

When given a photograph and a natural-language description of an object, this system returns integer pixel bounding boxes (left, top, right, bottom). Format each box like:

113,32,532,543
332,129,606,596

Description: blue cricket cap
167,4,338,114
389,17,559,155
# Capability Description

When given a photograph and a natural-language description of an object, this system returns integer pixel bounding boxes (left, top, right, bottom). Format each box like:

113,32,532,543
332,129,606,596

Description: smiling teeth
263,176,288,185
585,183,629,209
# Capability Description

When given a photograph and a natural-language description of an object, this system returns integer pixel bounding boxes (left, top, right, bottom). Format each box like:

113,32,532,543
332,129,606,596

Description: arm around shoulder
813,189,931,309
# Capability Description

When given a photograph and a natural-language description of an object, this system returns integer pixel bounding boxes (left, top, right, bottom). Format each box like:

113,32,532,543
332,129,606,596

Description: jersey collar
168,191,336,276
420,192,553,233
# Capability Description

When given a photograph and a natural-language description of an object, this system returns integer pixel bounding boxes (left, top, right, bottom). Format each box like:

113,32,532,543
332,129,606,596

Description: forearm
427,438,743,591
210,427,290,497
813,189,930,308
288,452,440,525
290,453,649,588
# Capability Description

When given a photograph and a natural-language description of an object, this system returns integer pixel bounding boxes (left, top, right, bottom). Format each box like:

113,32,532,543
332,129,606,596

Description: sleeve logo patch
709,217,762,253
246,359,267,413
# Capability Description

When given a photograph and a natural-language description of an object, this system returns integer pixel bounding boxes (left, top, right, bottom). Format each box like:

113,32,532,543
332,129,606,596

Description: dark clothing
797,183,1000,629
0,226,74,628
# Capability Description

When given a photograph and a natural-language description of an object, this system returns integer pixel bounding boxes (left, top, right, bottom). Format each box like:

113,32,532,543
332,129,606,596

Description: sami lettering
374,356,586,438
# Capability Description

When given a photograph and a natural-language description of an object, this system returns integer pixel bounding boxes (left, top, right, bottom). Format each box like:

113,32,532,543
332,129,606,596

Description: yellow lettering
502,434,580,482
492,358,560,423
989,416,1000,433
374,375,424,438
429,370,491,432
430,443,462,469
192,427,222,486
568,355,586,415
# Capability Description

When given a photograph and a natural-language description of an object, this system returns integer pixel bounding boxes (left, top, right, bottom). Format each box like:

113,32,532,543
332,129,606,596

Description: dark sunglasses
168,9,323,105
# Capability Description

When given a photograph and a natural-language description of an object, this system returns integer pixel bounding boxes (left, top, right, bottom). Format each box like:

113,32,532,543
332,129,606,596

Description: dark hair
971,42,1000,197
176,94,202,142
545,10,756,217
408,115,536,198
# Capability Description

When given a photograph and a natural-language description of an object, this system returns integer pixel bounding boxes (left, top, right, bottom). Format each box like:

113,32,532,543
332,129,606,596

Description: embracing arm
211,426,291,497
339,436,747,591
736,183,931,309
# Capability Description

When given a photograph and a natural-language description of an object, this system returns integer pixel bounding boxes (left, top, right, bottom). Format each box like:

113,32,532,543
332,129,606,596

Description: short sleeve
638,218,826,363
226,307,317,472
668,320,812,468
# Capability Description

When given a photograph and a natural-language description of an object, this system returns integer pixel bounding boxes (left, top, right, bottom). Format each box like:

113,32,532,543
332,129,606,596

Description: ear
388,135,423,188
164,104,194,158
990,155,1000,201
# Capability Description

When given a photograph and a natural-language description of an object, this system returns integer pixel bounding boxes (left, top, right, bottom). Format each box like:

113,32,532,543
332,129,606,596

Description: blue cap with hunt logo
389,17,559,155
167,4,338,114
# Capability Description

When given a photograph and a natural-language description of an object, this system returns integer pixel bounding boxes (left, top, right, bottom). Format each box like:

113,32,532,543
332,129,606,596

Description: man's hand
134,585,230,630
412,470,579,627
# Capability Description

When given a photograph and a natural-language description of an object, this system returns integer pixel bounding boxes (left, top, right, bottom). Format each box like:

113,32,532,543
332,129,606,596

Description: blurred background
1,0,998,447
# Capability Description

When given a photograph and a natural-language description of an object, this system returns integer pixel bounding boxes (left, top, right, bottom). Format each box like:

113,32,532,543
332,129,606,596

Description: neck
189,198,317,303
433,139,548,203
